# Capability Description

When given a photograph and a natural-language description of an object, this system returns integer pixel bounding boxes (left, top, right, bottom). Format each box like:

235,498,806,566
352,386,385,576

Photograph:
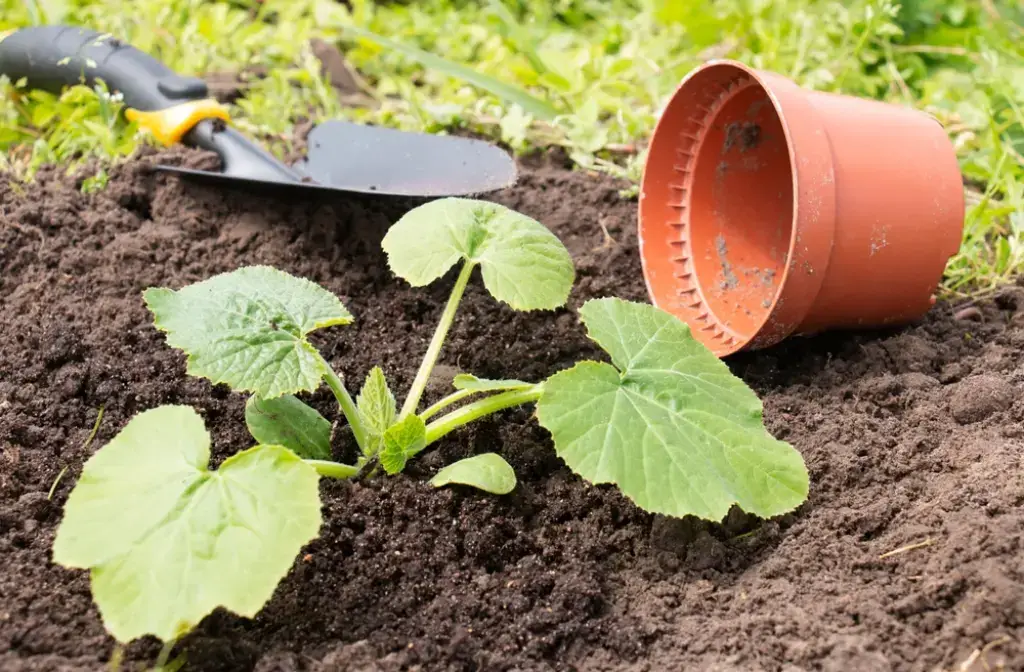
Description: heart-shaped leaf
381,198,574,311
144,266,352,399
53,405,322,643
536,298,808,521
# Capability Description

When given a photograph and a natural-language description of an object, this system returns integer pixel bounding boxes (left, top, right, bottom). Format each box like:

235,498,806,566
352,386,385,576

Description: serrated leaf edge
83,442,322,642
537,348,808,521
380,200,574,311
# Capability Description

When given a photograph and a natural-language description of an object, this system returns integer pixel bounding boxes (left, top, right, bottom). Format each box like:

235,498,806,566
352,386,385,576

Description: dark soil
2,147,1022,672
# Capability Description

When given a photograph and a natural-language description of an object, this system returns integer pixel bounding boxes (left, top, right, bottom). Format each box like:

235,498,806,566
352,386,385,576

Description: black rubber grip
0,25,209,111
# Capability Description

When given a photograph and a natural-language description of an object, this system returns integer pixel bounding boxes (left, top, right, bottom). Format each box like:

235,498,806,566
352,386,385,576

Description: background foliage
1,0,1021,293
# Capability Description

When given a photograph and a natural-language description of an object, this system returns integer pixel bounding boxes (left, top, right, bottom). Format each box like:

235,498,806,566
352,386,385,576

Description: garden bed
1,148,1022,671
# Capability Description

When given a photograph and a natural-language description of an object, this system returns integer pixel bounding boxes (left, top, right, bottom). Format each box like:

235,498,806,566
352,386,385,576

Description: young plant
52,197,809,656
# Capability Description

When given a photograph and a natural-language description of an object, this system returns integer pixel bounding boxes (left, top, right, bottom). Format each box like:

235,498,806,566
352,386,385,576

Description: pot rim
639,59,838,356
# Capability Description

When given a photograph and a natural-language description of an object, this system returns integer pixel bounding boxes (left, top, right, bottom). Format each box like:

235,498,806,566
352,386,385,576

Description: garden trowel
0,25,517,197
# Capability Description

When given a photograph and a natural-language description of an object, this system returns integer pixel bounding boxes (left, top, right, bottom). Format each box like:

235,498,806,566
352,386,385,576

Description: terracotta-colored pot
638,60,964,357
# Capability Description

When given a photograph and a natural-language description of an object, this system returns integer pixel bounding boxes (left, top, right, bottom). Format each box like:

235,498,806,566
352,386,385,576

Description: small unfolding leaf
380,414,426,474
536,298,809,521
245,394,332,460
144,266,352,399
430,453,517,495
453,373,534,392
357,366,397,456
53,405,322,643
381,198,574,311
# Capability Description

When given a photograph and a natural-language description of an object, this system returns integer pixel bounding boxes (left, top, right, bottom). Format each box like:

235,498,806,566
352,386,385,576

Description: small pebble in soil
950,374,1015,424
17,491,49,520
897,372,940,391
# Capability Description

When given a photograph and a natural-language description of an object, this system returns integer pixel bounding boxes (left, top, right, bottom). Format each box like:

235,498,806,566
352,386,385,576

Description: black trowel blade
294,120,518,197
154,119,518,198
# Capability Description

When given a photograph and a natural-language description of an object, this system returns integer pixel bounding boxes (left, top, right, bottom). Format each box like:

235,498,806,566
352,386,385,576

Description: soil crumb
723,121,762,153
715,233,739,290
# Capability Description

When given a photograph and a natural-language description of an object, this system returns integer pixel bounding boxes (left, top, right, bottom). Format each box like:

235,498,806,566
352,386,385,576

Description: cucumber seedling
52,198,809,654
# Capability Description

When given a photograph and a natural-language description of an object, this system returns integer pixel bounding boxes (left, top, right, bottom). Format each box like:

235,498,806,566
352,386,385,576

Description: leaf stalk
419,388,477,421
318,356,370,451
424,385,543,445
400,261,476,418
305,459,360,480
154,640,175,671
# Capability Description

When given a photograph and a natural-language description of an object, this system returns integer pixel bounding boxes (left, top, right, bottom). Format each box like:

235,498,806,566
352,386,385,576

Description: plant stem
153,640,174,671
317,355,370,452
400,261,476,419
424,386,543,445
109,644,124,672
420,388,477,421
306,459,360,479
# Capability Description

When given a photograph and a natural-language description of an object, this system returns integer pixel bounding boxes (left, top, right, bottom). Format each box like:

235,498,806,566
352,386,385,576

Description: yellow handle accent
125,98,230,146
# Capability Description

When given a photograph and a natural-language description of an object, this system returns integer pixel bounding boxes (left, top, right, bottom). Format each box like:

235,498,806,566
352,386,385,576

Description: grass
1,0,1022,294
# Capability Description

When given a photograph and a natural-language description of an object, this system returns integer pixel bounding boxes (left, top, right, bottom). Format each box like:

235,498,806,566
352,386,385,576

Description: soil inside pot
1,148,1022,672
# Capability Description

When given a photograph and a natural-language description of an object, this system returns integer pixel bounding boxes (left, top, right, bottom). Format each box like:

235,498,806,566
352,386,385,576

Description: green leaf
143,266,352,399
485,0,550,76
430,453,517,495
245,394,332,461
340,25,557,120
380,414,426,474
535,298,808,521
381,198,574,311
453,373,534,392
53,406,321,643
357,366,397,456
52,406,209,569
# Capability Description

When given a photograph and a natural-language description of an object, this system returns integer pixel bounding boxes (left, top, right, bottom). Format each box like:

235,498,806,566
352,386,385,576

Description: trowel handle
0,25,230,145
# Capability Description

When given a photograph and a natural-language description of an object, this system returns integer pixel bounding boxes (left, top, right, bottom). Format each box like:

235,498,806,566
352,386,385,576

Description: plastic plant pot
638,60,965,357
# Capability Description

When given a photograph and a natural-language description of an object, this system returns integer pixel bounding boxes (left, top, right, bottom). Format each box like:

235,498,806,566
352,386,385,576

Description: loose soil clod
1,148,1022,671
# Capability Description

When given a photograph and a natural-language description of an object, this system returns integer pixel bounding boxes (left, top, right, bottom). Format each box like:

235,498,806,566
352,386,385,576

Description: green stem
306,459,361,479
400,261,476,419
424,386,543,445
153,641,174,671
318,355,370,452
420,388,477,422
109,644,124,672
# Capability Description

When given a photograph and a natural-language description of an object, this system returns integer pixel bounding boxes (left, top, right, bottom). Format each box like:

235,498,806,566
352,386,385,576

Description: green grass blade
485,0,550,77
340,25,557,120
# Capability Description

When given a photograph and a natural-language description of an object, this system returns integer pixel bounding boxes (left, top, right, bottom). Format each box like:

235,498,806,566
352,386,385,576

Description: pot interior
688,74,794,340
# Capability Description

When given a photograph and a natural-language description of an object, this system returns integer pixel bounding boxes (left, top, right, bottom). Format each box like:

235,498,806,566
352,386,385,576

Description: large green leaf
381,198,574,311
245,394,332,461
144,266,352,399
53,405,210,568
536,298,808,521
53,405,322,643
340,25,558,120
430,453,517,495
